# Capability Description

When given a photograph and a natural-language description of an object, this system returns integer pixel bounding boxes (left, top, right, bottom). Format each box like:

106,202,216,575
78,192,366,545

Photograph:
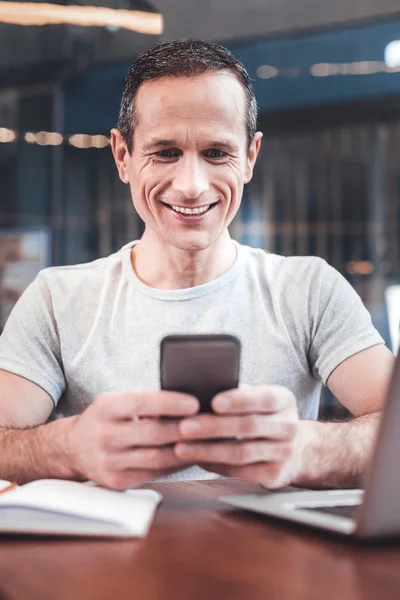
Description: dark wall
158,0,400,42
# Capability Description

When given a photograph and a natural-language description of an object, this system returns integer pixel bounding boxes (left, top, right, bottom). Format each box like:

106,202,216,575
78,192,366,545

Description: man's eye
204,149,228,160
154,150,179,159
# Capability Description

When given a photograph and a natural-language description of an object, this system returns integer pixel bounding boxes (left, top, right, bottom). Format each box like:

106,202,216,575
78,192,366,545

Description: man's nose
172,156,210,200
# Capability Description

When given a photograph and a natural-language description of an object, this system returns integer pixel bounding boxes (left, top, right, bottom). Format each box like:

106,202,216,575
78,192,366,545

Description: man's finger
180,414,297,441
174,440,293,465
104,418,183,450
198,462,289,489
212,385,296,415
96,389,199,420
106,446,188,471
101,467,185,490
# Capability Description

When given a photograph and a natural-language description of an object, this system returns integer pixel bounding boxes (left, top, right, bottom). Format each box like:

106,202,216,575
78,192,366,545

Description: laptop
220,348,400,539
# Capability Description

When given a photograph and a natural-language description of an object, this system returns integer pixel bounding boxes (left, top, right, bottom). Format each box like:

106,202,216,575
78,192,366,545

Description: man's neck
131,230,237,290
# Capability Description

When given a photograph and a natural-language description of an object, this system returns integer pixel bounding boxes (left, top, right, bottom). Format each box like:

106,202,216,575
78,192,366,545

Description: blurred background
1,0,400,417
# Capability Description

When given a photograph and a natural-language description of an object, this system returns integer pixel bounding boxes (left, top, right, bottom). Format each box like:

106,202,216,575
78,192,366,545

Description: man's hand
175,385,302,489
66,390,199,490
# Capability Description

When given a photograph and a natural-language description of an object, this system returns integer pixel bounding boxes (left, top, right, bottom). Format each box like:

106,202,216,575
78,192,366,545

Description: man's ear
110,128,130,184
244,131,263,184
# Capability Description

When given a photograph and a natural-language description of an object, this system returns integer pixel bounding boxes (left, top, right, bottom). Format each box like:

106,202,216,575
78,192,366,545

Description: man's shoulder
239,243,329,281
37,242,134,296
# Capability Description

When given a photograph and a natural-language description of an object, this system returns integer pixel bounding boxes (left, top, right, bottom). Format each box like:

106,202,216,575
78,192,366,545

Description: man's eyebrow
142,139,176,151
206,140,238,152
142,139,239,152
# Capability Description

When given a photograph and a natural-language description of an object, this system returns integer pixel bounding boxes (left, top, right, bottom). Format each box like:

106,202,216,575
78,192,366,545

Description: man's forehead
134,73,246,134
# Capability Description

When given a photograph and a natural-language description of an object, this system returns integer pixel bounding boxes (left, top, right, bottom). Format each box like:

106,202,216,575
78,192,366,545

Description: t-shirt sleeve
308,259,385,385
0,273,65,405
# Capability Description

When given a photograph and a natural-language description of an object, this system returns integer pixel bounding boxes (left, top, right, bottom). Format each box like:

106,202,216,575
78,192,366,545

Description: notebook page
0,479,162,536
0,480,14,491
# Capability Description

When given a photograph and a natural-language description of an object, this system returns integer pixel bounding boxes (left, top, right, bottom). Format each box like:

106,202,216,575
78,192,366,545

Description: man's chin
165,232,214,253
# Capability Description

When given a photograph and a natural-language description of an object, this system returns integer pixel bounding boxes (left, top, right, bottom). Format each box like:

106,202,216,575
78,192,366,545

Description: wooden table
0,478,400,599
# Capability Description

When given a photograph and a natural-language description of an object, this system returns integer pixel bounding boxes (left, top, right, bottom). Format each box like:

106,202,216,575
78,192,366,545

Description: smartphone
160,334,241,413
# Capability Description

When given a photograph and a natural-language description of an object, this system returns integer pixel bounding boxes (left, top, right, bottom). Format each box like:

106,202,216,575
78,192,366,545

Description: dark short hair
118,39,258,154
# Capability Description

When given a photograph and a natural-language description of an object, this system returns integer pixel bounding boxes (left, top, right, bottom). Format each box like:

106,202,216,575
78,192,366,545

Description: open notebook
0,479,162,538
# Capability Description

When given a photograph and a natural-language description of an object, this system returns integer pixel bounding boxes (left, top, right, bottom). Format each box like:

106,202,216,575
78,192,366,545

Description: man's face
112,72,261,252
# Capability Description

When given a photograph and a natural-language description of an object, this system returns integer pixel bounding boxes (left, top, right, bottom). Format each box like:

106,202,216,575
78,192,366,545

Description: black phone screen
160,334,241,413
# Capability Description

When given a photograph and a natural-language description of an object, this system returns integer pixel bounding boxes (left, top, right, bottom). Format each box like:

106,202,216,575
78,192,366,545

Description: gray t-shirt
0,240,383,480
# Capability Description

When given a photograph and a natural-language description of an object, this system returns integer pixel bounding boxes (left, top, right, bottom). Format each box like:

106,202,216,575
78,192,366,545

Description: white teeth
170,204,210,215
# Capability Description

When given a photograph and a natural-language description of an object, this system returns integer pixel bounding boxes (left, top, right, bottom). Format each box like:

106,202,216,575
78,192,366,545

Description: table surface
0,478,400,600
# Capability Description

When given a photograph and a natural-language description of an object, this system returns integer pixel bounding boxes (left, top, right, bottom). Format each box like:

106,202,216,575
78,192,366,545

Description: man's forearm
294,411,382,489
0,418,79,484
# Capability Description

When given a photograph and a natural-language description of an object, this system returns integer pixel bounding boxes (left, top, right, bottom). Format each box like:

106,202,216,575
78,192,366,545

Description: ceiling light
385,41,400,68
90,135,109,148
0,127,16,143
24,132,36,143
69,134,92,149
24,131,63,145
310,61,400,77
37,131,63,145
310,64,340,77
256,65,279,79
68,134,109,148
0,2,163,35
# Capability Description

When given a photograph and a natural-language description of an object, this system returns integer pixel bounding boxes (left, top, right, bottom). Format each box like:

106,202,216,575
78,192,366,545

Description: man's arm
293,343,395,488
293,412,381,489
0,369,199,488
0,370,79,483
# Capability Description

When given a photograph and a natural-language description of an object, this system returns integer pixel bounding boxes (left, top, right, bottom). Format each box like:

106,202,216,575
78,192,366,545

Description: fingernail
177,444,195,457
180,398,198,411
181,420,201,435
214,395,231,411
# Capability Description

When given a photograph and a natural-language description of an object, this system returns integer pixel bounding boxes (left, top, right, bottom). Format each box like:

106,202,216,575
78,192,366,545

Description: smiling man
0,40,395,490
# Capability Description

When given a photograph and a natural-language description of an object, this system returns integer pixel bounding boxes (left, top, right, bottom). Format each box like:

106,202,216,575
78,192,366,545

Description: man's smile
161,200,220,219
